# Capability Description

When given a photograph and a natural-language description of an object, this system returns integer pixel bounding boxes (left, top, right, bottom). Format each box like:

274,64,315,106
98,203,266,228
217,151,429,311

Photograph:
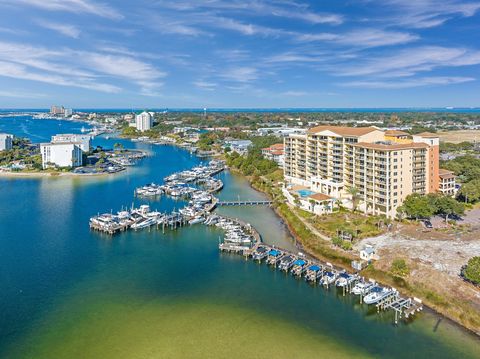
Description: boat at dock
278,255,296,272
305,265,323,282
363,286,395,305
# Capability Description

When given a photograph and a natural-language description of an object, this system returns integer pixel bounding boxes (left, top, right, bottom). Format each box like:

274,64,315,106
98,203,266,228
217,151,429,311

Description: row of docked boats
89,205,170,233
250,245,398,305
207,215,255,251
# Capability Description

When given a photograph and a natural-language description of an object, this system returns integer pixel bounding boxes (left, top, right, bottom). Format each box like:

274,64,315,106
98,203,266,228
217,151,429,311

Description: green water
0,117,479,358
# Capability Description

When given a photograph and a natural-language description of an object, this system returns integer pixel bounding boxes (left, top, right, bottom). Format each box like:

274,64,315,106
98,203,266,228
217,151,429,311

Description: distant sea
0,108,480,114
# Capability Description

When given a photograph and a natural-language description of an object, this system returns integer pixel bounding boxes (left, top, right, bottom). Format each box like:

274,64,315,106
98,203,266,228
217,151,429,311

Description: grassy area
309,211,387,240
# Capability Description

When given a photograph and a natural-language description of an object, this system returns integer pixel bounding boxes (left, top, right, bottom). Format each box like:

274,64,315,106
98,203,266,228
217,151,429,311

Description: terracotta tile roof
353,142,429,151
308,193,332,201
270,143,284,150
307,125,379,137
270,150,284,155
385,130,409,137
439,169,455,179
415,132,439,138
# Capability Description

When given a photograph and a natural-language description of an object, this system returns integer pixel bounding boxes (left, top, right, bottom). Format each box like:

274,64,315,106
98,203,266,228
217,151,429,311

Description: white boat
131,217,157,230
363,286,393,304
189,217,205,225
352,281,376,296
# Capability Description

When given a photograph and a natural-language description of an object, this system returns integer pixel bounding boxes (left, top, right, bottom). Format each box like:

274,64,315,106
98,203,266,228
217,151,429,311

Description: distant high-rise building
0,133,13,151
50,105,65,115
135,111,153,132
64,108,73,117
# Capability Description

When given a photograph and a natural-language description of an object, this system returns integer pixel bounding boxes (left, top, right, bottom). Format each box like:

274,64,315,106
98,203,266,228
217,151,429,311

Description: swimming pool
297,189,315,197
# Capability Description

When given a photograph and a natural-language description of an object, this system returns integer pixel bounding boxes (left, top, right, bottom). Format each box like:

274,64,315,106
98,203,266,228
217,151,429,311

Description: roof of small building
308,193,332,201
361,246,375,254
414,132,439,138
385,130,409,137
307,125,379,137
439,168,455,179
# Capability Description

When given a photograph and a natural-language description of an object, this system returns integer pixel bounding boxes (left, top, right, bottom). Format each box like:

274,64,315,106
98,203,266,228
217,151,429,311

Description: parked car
423,220,433,229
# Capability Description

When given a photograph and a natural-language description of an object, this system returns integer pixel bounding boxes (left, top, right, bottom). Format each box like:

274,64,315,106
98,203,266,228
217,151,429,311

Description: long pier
217,200,273,206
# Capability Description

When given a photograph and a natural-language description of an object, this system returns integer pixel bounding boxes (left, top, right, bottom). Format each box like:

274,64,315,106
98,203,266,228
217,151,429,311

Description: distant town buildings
283,125,454,218
135,111,153,132
50,105,64,115
0,133,13,151
261,143,285,167
257,127,306,137
50,105,73,117
224,139,252,155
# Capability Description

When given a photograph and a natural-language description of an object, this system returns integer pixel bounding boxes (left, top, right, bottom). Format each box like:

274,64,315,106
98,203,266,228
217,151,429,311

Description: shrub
390,259,410,278
464,257,480,284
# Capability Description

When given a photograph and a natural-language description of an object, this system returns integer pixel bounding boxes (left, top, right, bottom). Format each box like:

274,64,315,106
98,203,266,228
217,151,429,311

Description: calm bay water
0,117,479,358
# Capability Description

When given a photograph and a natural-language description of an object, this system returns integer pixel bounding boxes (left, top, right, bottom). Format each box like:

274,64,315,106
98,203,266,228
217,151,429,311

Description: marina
2,116,479,359
212,213,424,325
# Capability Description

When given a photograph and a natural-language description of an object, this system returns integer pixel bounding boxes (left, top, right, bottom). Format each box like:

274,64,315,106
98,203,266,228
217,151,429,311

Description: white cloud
11,0,122,20
0,89,46,99
341,76,475,89
0,41,166,94
193,81,218,90
220,67,259,82
36,20,81,38
377,0,480,28
337,46,480,77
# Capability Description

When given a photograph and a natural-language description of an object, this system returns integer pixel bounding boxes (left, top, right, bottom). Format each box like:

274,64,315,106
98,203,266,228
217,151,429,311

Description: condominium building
50,105,65,115
284,126,443,218
438,169,457,196
51,134,91,152
0,133,13,151
135,111,153,132
40,142,83,169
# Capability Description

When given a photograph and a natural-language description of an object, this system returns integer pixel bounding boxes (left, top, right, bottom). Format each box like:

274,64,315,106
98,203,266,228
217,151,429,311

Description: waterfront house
261,143,285,167
224,139,252,155
360,245,377,262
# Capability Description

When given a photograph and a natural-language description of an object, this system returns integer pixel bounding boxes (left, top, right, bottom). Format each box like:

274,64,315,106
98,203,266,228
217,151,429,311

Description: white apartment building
135,111,153,132
40,143,83,169
51,134,91,152
0,133,13,151
64,108,73,117
284,126,442,218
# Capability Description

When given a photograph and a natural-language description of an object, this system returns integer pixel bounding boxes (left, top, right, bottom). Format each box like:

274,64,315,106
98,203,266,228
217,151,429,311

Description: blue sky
0,0,479,108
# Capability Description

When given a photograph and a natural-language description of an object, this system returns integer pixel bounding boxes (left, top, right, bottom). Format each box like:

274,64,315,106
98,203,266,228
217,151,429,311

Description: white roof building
0,133,13,151
135,111,153,132
40,142,83,169
51,134,91,152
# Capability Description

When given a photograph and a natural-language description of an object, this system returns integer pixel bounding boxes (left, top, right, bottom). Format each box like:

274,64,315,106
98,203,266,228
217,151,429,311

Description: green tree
433,194,465,222
390,259,410,278
464,257,480,284
347,186,361,212
397,193,435,220
458,179,480,203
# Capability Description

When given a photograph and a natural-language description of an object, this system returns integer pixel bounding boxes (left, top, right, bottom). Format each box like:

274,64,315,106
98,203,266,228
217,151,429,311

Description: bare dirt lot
437,130,480,143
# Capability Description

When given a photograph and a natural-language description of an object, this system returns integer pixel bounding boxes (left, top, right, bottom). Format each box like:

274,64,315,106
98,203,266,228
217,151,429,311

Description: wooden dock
216,200,273,206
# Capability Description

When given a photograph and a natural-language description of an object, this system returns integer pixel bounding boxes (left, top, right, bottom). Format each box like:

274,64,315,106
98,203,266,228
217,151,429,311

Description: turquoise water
0,116,479,358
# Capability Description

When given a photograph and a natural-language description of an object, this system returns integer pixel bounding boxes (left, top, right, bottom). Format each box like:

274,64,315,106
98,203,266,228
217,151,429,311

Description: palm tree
347,186,361,212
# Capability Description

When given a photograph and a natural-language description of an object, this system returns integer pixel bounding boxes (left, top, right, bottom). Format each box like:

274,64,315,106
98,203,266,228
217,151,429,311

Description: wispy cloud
376,0,480,28
337,46,480,77
0,41,166,94
11,0,122,20
36,20,81,38
193,80,218,90
220,67,259,83
0,89,46,99
341,76,475,89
